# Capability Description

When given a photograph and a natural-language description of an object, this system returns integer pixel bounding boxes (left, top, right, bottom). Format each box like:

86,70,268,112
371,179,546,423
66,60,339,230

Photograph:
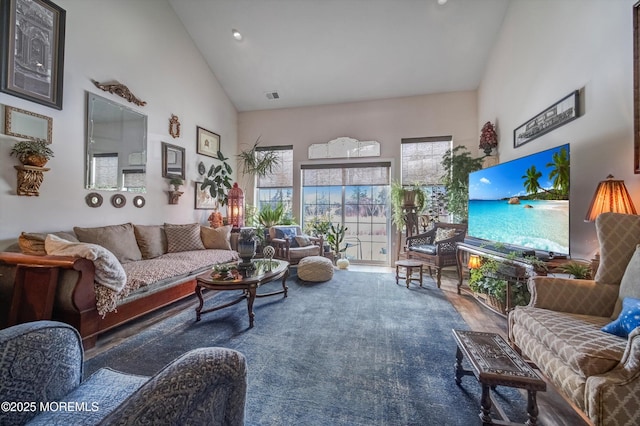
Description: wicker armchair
405,222,467,288
269,225,323,265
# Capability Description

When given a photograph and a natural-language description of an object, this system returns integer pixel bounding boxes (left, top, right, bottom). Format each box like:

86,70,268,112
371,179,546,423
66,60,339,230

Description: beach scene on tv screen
468,144,569,255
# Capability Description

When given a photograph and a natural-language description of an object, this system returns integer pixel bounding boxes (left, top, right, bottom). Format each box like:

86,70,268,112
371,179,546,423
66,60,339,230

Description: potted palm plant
10,141,54,167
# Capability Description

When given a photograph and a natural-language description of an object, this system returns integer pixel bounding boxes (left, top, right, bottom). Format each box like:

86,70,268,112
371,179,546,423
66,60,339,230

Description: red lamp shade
227,183,244,228
584,175,637,222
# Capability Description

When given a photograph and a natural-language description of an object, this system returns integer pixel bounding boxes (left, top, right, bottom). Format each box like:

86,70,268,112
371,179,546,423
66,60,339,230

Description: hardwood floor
86,265,590,426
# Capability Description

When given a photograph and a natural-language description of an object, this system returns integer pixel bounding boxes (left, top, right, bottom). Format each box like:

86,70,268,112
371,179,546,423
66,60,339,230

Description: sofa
0,321,247,425
508,212,640,426
0,223,239,349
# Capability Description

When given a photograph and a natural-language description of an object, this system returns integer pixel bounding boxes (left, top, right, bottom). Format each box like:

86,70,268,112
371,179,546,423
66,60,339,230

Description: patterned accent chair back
594,212,640,285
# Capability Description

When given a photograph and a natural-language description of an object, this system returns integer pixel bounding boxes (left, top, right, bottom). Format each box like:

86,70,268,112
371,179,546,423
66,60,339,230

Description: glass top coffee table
195,259,289,328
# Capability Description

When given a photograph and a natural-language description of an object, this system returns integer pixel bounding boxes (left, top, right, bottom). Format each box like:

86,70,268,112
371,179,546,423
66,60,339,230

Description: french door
301,162,390,265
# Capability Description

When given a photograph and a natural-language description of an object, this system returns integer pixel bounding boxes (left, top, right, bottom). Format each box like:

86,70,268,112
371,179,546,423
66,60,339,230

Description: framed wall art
196,126,219,158
195,181,217,209
1,0,66,110
513,90,579,148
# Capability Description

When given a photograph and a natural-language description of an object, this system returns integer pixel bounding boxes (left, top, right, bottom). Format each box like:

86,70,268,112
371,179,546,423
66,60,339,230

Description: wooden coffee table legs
453,330,546,426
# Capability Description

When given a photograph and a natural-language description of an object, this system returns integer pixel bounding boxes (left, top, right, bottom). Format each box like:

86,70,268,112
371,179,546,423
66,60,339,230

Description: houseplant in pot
390,181,426,231
440,145,484,223
10,141,54,167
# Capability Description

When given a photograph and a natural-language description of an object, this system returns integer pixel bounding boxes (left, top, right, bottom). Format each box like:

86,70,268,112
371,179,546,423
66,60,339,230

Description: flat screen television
467,143,570,258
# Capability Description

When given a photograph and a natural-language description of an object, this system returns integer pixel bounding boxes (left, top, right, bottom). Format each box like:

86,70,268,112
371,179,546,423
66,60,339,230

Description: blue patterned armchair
0,321,247,425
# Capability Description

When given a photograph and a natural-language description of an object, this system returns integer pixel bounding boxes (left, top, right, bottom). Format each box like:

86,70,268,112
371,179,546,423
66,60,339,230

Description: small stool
395,259,423,288
298,256,334,282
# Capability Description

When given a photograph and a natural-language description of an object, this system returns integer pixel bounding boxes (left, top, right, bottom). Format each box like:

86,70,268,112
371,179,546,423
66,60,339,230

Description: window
256,146,293,215
91,153,118,189
401,137,452,223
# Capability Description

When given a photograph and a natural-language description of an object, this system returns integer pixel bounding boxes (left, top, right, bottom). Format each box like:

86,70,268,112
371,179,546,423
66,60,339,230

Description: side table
395,259,424,288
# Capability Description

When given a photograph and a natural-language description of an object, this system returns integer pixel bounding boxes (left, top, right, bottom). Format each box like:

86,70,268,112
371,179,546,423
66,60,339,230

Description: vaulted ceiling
169,0,510,112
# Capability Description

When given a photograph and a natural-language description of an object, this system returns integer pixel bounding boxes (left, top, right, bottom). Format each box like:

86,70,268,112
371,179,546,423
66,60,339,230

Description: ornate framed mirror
162,142,185,179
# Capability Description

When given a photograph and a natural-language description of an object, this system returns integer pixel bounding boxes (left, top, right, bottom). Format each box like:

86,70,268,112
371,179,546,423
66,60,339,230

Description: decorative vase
336,257,350,270
263,245,275,260
237,240,257,267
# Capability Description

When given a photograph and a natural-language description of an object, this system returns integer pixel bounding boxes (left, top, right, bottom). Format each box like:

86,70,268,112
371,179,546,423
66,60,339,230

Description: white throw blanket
45,234,127,315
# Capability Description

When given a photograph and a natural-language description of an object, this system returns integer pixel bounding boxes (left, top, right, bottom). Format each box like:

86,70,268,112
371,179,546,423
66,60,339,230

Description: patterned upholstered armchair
269,225,323,265
405,223,467,288
0,321,247,425
509,213,640,426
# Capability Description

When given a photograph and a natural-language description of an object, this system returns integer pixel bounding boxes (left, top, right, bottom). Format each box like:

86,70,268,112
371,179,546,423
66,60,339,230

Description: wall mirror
86,92,148,192
4,105,52,144
162,142,185,179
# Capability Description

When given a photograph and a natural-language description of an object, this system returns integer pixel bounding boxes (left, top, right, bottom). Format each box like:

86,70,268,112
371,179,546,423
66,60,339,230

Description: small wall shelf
168,190,183,204
14,165,50,196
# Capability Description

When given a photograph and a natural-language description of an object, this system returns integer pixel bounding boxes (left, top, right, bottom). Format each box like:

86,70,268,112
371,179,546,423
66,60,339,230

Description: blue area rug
85,270,526,425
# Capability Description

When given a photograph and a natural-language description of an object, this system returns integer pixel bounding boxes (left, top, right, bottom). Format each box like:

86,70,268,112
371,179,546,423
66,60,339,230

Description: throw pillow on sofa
164,223,206,252
602,297,640,338
74,223,142,263
201,225,232,250
275,227,299,247
18,231,79,255
435,228,456,242
134,225,167,259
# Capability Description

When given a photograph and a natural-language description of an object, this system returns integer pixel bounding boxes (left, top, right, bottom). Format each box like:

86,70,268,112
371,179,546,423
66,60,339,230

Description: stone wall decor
111,194,126,208
133,195,145,208
91,80,147,106
86,192,103,208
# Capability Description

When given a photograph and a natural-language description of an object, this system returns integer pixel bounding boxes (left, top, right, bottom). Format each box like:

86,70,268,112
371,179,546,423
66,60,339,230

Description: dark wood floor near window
86,266,590,426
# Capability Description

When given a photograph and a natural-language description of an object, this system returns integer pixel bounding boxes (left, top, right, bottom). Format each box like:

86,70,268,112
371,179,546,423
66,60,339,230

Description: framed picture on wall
196,126,220,158
513,90,579,148
0,0,66,110
195,182,217,209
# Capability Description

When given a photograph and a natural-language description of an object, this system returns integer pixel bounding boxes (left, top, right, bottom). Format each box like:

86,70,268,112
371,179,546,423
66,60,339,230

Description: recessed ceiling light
438,0,448,5
232,29,243,41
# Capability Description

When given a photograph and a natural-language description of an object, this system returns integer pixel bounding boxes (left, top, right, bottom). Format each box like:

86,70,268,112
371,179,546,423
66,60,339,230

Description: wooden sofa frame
0,252,198,349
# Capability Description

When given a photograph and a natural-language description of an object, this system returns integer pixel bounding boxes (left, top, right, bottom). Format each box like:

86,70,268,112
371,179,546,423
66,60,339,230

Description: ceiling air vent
265,91,280,100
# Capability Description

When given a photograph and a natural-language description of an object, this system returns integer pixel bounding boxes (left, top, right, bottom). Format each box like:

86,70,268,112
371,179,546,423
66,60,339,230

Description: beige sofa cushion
164,223,205,253
201,225,232,250
134,225,167,259
510,306,625,378
74,223,142,263
595,212,640,285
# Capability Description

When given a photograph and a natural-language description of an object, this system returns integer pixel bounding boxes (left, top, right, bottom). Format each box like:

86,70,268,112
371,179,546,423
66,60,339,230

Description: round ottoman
298,256,334,282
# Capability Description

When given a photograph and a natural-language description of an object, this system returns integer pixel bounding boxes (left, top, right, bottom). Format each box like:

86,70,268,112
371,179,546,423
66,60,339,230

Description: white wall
0,0,238,250
238,90,479,260
478,0,637,261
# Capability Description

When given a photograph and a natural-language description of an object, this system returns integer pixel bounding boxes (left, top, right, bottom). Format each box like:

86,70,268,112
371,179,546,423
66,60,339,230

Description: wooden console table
456,239,572,315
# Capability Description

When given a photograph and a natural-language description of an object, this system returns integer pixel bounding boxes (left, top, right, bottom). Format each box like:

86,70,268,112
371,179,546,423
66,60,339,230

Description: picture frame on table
195,181,217,210
513,90,579,148
0,0,66,110
196,126,220,158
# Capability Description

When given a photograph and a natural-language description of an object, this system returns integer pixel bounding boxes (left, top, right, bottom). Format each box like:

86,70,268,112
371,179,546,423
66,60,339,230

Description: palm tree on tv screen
522,165,543,197
546,147,569,198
